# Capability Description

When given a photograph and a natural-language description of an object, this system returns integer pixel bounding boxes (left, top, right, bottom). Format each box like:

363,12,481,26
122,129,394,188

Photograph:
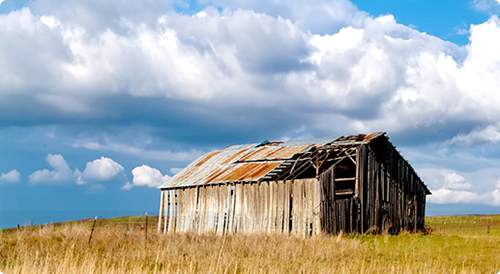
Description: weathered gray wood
158,191,164,233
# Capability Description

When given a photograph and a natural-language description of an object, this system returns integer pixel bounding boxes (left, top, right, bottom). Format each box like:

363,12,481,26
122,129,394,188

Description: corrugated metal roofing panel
238,144,314,161
162,142,312,189
166,144,253,188
213,162,281,182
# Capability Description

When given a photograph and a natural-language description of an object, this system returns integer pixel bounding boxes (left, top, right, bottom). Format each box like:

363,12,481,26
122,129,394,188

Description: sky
1,0,500,228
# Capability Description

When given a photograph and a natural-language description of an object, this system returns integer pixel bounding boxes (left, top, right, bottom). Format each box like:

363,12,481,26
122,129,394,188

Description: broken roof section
161,132,386,189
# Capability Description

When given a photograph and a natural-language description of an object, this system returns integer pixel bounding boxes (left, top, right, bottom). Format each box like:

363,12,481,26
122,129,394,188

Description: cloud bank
1,5,500,140
420,168,500,206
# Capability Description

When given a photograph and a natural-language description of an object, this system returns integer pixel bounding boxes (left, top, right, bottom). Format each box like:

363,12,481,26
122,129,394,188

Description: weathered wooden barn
158,132,430,236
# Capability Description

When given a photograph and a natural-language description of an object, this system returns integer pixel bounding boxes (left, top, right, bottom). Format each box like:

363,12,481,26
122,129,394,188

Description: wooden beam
334,177,355,182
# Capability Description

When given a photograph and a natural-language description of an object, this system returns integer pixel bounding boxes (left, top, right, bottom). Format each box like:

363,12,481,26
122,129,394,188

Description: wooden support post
158,191,164,233
88,216,98,245
145,212,148,248
355,147,360,198
315,153,319,178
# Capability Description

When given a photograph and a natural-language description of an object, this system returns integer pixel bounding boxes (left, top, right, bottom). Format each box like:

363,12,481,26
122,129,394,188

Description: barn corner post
157,190,165,234
355,144,364,234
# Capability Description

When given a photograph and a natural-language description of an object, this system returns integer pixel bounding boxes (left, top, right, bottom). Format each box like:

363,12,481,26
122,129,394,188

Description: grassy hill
1,215,499,273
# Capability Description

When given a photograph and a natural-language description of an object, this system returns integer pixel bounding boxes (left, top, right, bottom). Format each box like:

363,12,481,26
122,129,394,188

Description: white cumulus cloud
0,169,21,183
29,154,75,184
442,171,471,190
429,188,481,204
76,156,124,184
124,165,170,190
29,153,124,186
201,0,368,33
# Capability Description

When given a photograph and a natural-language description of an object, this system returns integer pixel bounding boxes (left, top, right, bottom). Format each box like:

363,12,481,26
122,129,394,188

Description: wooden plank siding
357,143,427,233
314,142,426,235
159,179,321,236
318,165,359,234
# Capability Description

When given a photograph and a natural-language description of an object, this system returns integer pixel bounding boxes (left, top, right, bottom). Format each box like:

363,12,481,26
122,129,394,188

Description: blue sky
1,0,500,228
354,0,492,44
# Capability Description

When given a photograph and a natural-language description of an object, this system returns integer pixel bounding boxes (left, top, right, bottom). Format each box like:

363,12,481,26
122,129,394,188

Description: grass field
1,215,499,273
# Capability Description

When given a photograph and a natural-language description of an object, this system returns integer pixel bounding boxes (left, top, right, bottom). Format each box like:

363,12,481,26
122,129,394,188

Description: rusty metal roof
161,132,385,189
162,142,316,189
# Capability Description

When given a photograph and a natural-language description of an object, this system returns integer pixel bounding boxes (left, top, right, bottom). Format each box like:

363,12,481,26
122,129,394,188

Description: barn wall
359,143,427,233
318,165,359,234
158,178,321,236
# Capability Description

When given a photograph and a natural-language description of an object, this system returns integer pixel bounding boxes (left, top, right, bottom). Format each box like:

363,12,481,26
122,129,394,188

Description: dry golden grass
1,215,499,274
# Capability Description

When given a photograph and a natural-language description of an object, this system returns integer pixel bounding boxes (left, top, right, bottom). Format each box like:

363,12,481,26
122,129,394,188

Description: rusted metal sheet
238,144,314,161
162,143,311,189
217,162,281,181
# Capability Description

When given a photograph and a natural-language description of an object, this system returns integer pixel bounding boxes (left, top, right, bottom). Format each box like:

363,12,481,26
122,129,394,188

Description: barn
157,132,430,235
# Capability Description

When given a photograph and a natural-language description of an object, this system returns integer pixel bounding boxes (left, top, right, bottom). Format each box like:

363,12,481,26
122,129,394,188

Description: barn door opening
319,153,358,234
333,157,356,198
